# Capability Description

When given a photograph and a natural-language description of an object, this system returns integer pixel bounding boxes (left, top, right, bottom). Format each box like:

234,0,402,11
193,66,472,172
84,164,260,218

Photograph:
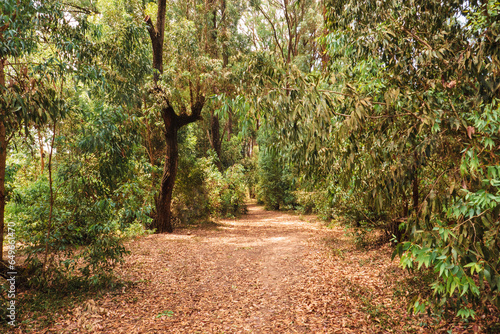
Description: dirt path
49,204,421,333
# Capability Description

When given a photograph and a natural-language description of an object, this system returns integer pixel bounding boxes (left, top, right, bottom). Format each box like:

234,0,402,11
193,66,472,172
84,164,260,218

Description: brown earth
26,204,481,333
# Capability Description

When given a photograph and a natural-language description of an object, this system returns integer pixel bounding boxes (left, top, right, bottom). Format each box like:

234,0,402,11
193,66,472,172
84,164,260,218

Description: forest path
51,204,420,333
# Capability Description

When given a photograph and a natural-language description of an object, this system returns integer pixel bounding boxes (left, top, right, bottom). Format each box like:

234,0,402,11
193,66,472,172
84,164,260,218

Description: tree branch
144,15,156,39
62,2,100,15
258,5,285,62
178,94,206,127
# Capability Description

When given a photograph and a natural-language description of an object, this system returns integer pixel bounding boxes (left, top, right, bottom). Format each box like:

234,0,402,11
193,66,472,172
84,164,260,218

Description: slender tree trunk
320,4,331,68
403,193,409,217
210,111,223,171
221,0,228,67
207,0,223,170
144,117,157,182
226,110,232,140
413,173,419,212
413,151,419,212
38,128,44,172
0,58,6,261
43,121,56,272
211,4,218,58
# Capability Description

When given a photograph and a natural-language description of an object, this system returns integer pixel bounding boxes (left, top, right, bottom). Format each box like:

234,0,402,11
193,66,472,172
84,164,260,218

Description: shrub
7,177,129,288
200,154,247,218
256,133,296,210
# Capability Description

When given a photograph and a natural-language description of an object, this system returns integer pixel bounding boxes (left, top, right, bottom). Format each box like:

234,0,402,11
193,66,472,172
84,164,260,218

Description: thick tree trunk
148,1,166,83
0,58,6,261
154,112,178,233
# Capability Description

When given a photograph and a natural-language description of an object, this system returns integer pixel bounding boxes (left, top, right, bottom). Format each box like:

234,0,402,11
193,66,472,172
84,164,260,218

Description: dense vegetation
1,0,499,328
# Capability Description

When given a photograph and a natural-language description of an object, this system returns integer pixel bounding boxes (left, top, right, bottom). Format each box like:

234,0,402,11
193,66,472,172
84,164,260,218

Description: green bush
7,177,129,288
171,153,212,225
294,189,335,221
3,99,150,288
256,132,296,210
200,154,247,218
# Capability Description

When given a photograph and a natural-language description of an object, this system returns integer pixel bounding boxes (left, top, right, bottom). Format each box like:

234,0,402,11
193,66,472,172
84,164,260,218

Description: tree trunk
320,4,331,68
0,58,6,261
221,0,228,67
43,121,56,271
211,4,218,58
226,109,232,140
154,112,178,233
210,111,223,171
413,152,419,212
403,194,409,217
207,1,222,170
413,173,419,212
38,128,44,172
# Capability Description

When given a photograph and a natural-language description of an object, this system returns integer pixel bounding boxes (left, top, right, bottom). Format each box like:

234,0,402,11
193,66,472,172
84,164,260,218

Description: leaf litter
24,204,497,333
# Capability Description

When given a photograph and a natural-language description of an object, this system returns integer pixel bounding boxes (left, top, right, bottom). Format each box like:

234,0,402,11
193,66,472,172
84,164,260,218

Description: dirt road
48,204,419,333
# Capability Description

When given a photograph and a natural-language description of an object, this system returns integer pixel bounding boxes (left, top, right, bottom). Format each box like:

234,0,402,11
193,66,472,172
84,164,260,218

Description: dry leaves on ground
14,204,496,333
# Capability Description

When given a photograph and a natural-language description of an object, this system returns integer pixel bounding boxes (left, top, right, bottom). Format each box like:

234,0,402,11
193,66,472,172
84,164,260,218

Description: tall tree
145,0,206,233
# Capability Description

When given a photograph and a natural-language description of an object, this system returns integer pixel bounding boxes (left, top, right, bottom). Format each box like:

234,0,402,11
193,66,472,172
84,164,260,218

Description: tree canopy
1,0,499,329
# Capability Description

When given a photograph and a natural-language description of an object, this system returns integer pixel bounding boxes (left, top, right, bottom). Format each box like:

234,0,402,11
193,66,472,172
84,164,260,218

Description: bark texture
154,107,178,233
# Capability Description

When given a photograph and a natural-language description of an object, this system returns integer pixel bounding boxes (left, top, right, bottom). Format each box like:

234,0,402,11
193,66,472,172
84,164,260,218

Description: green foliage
87,0,151,104
7,176,128,287
156,310,174,318
173,154,247,223
324,0,500,319
171,125,247,225
0,0,37,58
242,0,500,320
201,153,247,218
293,189,335,221
256,131,295,211
5,97,151,287
395,100,500,319
171,127,212,225
6,0,500,327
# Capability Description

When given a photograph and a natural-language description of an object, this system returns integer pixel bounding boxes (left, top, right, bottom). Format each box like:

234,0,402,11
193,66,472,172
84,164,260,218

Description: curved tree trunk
154,112,178,233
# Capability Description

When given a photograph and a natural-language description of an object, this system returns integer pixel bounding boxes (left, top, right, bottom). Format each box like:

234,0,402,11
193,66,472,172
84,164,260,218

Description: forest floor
8,203,495,333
